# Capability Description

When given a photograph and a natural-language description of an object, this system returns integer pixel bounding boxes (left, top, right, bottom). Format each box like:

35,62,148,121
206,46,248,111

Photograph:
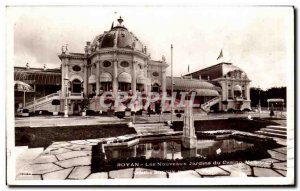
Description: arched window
100,72,112,91
152,83,160,92
118,72,131,91
72,79,82,93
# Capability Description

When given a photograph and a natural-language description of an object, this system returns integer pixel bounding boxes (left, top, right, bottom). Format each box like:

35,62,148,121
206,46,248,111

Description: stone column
182,102,197,149
113,59,118,94
132,61,137,94
246,83,250,101
83,61,88,96
161,69,166,93
61,58,66,99
96,61,100,95
65,58,70,96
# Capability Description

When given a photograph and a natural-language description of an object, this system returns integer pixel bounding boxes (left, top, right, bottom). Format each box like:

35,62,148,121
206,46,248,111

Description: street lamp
64,78,70,117
258,86,261,118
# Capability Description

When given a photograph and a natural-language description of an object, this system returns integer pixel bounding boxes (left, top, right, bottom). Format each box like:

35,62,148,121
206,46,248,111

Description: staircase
25,91,61,111
255,125,287,139
133,123,174,134
201,96,220,112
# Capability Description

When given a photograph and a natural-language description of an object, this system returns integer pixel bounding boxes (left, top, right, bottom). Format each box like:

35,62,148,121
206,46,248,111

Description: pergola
267,98,285,111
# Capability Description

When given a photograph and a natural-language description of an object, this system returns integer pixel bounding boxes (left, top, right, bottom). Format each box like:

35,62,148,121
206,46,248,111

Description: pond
104,138,254,160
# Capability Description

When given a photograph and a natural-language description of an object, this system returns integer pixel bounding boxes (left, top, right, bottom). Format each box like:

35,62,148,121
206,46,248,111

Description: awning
194,89,219,97
234,84,242,91
14,70,61,85
118,72,131,83
100,72,112,82
137,75,147,84
166,77,216,90
88,75,96,84
14,81,34,92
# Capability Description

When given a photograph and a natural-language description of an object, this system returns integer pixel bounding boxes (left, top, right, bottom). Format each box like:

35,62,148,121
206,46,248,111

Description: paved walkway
15,112,280,127
16,135,289,180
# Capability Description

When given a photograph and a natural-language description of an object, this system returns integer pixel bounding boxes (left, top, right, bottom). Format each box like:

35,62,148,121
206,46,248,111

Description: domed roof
91,17,144,52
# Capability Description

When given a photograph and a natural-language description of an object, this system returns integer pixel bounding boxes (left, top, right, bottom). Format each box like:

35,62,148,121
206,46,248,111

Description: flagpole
171,44,173,124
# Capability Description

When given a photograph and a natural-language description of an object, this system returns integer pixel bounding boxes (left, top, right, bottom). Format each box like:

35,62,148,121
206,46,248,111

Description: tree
115,111,125,124
52,99,60,114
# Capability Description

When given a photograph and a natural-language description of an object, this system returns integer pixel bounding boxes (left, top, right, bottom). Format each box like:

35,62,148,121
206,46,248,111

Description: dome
91,17,144,52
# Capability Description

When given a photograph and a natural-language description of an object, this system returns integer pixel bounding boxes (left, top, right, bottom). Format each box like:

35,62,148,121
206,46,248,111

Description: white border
3,1,296,188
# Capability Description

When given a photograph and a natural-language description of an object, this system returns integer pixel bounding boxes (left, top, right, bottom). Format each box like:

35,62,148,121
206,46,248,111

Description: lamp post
258,86,261,118
171,44,173,124
64,78,69,117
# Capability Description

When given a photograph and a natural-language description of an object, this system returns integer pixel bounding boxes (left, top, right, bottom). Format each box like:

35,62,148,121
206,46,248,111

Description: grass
171,117,279,133
15,124,136,148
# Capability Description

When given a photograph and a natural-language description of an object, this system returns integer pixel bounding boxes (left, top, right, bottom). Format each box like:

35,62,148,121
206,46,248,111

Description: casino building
14,17,251,115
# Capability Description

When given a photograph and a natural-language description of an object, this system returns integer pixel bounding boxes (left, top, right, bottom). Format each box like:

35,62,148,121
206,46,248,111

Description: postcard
6,5,295,186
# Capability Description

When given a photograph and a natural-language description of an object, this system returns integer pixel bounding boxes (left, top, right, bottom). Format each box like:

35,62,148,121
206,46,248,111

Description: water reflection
104,139,253,160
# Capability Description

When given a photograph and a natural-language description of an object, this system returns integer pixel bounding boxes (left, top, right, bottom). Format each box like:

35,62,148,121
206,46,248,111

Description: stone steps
255,130,287,139
264,128,287,135
133,123,173,134
266,125,286,131
254,125,287,139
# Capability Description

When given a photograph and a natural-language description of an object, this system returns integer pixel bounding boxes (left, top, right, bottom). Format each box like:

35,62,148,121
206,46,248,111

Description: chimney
26,63,29,70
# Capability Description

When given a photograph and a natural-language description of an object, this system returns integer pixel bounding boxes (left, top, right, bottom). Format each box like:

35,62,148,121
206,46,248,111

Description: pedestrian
147,105,151,117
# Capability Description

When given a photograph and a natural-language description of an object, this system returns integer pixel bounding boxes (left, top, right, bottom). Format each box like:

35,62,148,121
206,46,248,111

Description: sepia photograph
6,5,295,186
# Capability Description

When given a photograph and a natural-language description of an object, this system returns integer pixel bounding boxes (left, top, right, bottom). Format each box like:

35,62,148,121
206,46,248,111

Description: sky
8,6,294,90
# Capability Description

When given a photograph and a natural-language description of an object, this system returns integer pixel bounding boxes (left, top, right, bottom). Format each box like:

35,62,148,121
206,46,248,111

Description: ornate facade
15,17,251,114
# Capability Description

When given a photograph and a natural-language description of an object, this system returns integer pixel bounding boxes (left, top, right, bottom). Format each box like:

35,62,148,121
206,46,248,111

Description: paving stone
268,150,287,161
55,156,91,168
272,162,287,170
195,167,229,176
31,154,58,164
48,142,73,148
168,170,201,178
56,151,91,161
253,167,283,177
272,147,287,155
43,168,73,180
134,168,167,179
70,140,89,144
219,163,252,177
68,166,91,180
86,139,101,143
23,163,63,175
44,148,73,155
67,144,92,151
86,172,109,179
260,158,279,163
16,174,42,180
274,169,287,177
245,160,273,168
109,168,134,179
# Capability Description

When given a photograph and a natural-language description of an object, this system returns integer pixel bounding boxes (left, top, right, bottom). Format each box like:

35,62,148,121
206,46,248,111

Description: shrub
22,109,29,113
227,108,235,113
243,108,251,112
86,110,96,116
